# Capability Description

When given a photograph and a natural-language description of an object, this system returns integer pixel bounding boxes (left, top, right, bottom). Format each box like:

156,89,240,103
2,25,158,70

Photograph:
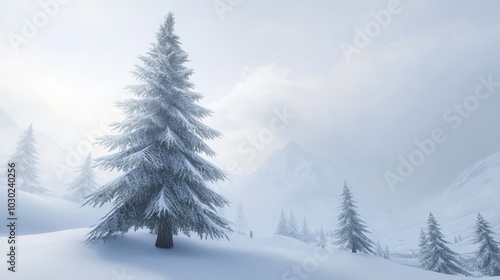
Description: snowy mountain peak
259,141,321,175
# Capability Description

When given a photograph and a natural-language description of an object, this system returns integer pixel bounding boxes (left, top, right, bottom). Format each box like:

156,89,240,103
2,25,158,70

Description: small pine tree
83,13,231,249
10,124,47,194
418,227,429,269
384,245,391,260
301,217,311,244
67,153,99,202
334,181,374,254
288,210,299,239
473,213,500,276
234,201,247,235
275,209,288,236
249,230,253,239
422,213,471,276
317,227,327,249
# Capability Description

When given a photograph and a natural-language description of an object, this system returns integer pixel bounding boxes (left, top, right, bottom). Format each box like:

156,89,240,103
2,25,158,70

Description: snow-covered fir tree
334,181,374,254
288,210,299,238
11,124,47,194
67,153,99,202
275,209,288,236
418,227,429,269
473,213,500,276
317,227,327,249
83,13,231,249
384,245,391,260
234,201,247,235
301,217,311,244
421,213,470,276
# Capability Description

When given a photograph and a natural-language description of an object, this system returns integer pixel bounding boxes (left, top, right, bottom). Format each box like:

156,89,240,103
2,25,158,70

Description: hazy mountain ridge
223,141,372,235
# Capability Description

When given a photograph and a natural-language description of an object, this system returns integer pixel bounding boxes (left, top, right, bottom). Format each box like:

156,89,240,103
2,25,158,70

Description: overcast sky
1,0,500,210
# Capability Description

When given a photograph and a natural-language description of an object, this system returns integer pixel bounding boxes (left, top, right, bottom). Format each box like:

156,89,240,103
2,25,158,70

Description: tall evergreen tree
288,210,299,238
422,213,470,276
11,124,47,194
334,181,374,254
301,217,311,244
317,227,327,249
418,227,429,269
473,213,500,276
67,153,99,202
275,209,288,236
234,201,247,235
84,13,231,249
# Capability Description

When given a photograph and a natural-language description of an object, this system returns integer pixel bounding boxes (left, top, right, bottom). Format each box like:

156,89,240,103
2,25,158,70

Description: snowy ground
0,189,498,279
0,228,490,280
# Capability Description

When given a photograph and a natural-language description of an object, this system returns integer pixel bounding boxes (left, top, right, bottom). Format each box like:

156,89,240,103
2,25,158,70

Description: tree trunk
352,247,357,253
155,215,174,249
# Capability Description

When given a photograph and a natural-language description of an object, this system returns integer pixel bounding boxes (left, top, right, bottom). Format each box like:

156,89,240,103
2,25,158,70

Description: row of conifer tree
274,181,500,277
8,124,97,202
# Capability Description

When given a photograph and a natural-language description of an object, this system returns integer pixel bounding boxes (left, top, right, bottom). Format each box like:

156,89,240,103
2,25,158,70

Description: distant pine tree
301,217,311,244
67,153,99,202
384,245,391,260
234,201,247,235
473,213,500,276
418,227,429,269
376,240,384,257
317,227,327,249
11,124,47,194
275,209,288,236
288,210,299,238
334,181,374,254
422,213,471,276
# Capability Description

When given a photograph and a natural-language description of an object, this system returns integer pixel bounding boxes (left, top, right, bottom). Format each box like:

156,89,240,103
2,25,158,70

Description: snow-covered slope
0,228,487,280
377,151,500,254
0,187,109,235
